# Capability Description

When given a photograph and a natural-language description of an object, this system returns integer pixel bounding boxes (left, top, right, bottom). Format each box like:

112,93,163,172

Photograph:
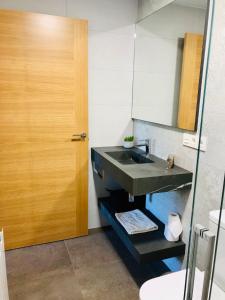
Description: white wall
138,0,207,20
138,0,174,20
175,0,207,9
0,0,138,229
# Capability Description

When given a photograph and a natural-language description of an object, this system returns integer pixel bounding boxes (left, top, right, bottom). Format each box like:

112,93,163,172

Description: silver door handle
187,224,216,300
71,132,87,141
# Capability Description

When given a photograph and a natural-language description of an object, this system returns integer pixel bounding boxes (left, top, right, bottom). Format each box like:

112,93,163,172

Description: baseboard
88,225,111,235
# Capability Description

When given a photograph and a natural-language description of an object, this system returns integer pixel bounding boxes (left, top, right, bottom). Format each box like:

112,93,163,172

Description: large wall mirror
132,0,209,131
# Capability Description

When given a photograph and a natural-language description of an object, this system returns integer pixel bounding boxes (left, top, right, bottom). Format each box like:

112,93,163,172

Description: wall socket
183,133,207,152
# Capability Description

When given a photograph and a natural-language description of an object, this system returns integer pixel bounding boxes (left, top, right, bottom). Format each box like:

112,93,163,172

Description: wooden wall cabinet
177,33,204,131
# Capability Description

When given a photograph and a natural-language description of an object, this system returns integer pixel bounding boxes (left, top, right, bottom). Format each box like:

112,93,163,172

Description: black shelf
99,195,185,264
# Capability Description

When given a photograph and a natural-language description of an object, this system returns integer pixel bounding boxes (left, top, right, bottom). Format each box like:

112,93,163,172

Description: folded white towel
115,209,158,235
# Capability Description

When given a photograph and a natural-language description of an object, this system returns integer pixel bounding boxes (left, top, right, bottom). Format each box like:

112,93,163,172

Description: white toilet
139,210,225,300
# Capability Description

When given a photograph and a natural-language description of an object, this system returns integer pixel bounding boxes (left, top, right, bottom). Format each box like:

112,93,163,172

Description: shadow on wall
138,0,174,20
146,191,189,228
89,153,123,228
88,122,134,229
146,189,192,270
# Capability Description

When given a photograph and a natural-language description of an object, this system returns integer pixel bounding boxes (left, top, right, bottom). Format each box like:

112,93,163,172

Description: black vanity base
99,191,185,264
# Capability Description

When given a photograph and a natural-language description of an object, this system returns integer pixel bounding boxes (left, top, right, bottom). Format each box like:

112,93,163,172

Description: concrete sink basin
106,150,154,165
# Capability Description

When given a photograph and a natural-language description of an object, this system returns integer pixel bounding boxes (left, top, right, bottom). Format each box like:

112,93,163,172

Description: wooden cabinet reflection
177,33,203,131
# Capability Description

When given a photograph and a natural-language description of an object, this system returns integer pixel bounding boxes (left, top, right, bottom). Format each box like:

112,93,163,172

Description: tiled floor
6,228,170,300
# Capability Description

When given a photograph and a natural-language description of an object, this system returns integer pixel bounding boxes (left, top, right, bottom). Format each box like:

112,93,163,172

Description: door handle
186,224,216,300
71,132,87,141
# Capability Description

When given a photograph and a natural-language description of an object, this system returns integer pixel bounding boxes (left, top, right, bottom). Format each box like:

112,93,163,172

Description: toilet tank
209,210,225,292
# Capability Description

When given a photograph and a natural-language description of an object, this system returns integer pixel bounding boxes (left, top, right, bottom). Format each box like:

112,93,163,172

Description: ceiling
175,0,207,9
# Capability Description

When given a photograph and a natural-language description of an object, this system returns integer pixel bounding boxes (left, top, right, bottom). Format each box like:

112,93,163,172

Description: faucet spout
135,139,151,156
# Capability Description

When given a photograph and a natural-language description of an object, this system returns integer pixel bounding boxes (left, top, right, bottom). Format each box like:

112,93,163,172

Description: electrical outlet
183,133,207,152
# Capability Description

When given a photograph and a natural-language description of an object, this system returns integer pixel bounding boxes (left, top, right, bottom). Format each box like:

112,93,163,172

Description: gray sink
92,146,193,195
106,150,154,165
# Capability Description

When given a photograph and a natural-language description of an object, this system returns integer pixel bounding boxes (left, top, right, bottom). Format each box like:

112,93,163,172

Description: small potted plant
123,136,134,149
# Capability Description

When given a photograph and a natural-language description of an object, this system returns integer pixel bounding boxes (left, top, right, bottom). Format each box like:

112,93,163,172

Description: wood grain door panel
0,9,88,249
177,33,203,131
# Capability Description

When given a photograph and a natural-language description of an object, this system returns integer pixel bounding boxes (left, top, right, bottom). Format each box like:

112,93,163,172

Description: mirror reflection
132,0,208,131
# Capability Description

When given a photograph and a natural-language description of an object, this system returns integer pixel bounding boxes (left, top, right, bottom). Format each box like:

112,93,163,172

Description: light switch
183,133,207,152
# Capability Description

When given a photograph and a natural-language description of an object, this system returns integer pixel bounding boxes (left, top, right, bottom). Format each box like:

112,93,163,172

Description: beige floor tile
6,230,169,299
8,267,83,300
65,230,123,269
75,260,139,300
6,241,71,280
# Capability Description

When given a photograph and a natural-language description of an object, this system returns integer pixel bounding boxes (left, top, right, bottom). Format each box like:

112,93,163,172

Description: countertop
91,146,193,195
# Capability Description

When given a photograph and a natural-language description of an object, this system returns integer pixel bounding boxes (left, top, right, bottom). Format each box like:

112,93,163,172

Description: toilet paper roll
164,212,183,242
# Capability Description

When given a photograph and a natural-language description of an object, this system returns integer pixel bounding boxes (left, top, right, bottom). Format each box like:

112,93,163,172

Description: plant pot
123,141,134,149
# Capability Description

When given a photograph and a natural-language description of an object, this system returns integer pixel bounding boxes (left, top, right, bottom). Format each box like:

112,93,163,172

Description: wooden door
177,33,203,131
0,10,88,249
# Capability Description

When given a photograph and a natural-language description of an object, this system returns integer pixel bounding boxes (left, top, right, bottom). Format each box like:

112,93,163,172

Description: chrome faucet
135,139,151,156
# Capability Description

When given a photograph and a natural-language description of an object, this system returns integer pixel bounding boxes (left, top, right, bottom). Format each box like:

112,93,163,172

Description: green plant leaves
124,136,134,142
